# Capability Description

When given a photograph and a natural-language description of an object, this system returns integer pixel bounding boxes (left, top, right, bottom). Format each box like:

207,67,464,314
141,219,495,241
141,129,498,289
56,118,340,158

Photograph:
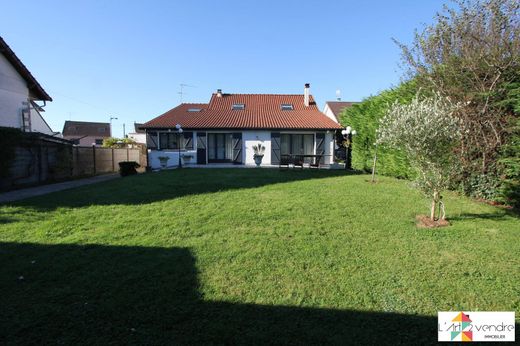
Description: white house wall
242,131,271,165
0,54,53,134
0,54,28,129
148,149,197,169
147,129,335,168
29,107,54,135
322,103,338,122
128,132,146,144
244,130,333,165
325,131,334,164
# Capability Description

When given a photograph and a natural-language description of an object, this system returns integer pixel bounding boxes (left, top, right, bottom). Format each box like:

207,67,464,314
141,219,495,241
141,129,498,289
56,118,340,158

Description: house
322,101,358,122
141,84,343,168
127,122,146,144
62,121,111,146
0,36,54,135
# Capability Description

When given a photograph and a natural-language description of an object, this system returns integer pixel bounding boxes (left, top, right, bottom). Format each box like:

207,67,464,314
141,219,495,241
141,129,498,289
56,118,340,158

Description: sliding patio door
208,133,233,162
280,134,314,162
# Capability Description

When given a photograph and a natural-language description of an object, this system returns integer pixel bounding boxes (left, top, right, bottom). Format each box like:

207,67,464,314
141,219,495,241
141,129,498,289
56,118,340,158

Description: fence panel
94,148,114,174
2,136,146,191
73,146,146,176
74,147,95,176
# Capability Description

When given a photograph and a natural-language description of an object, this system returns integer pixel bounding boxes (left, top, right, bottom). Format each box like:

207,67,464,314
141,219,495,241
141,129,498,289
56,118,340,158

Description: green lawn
1,169,519,344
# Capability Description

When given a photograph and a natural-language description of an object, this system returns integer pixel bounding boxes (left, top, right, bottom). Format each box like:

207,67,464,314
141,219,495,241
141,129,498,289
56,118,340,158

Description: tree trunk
371,151,377,183
430,190,439,221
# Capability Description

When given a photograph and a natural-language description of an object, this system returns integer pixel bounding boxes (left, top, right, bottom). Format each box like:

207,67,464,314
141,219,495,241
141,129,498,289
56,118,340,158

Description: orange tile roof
142,94,342,130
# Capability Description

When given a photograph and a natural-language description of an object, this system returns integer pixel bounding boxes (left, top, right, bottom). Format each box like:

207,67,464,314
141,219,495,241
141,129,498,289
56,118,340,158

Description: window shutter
196,132,207,164
316,132,325,164
232,133,242,164
271,132,280,165
146,132,158,149
183,132,193,150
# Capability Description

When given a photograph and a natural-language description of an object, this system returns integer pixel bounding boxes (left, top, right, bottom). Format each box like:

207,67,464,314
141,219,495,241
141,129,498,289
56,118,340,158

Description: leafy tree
394,0,520,202
377,93,462,221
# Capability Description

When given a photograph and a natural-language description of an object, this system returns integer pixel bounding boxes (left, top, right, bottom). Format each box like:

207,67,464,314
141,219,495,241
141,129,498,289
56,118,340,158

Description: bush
103,137,136,148
119,161,140,177
339,81,418,179
498,116,520,209
463,172,503,202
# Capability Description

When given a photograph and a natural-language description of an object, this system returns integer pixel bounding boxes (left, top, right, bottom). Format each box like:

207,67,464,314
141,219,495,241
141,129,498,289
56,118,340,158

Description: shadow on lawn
0,217,13,225
0,242,443,345
449,211,519,221
8,168,358,210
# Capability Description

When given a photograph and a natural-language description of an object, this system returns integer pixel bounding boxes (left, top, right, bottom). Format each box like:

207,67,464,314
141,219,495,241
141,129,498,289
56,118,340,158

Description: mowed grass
1,169,519,344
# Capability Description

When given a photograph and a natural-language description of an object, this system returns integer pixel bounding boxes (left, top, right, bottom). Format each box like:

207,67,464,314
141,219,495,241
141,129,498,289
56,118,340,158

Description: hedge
339,80,418,179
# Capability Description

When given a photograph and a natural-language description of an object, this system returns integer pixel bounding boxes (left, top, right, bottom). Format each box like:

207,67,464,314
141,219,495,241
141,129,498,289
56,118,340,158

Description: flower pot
158,157,169,169
254,155,264,167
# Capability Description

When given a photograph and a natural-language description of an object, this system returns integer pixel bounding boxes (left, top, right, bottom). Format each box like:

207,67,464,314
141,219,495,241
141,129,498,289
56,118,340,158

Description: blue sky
1,0,441,138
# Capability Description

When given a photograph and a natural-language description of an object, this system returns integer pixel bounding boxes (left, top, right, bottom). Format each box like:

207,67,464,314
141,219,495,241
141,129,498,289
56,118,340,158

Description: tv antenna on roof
178,83,196,103
336,89,341,101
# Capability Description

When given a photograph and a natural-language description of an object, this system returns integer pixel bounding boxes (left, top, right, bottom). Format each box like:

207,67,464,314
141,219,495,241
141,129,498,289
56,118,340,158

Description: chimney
216,89,223,97
304,83,310,107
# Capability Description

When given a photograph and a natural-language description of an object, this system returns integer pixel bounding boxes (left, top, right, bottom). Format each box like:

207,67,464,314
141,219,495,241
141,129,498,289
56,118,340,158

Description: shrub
498,117,520,209
252,143,266,156
119,161,140,177
103,137,136,148
394,0,520,208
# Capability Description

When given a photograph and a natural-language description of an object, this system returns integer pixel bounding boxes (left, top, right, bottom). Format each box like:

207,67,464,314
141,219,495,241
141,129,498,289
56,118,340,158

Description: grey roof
62,121,111,137
325,101,359,119
134,123,145,133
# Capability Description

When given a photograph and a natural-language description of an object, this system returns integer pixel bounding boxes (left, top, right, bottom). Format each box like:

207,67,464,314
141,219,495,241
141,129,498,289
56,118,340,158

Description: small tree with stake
377,93,462,223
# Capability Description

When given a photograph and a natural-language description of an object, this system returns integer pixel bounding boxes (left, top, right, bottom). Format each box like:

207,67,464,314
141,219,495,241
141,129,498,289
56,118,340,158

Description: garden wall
0,130,147,191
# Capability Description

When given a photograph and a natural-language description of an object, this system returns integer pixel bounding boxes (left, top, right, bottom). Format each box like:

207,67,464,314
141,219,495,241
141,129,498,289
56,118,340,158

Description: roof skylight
187,108,202,112
281,104,294,110
232,103,245,110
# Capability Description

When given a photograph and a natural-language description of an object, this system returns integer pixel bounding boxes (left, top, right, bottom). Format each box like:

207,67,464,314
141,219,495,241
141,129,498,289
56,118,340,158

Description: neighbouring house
62,120,111,146
141,84,343,168
127,122,146,144
0,36,54,135
323,101,359,161
322,101,358,122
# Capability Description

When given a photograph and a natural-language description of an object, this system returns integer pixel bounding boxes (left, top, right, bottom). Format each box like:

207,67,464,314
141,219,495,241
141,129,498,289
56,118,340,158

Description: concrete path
0,174,119,204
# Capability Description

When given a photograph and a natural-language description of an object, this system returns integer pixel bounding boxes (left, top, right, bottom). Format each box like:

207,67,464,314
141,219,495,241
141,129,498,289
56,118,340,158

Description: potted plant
158,156,169,169
252,143,266,167
182,153,194,164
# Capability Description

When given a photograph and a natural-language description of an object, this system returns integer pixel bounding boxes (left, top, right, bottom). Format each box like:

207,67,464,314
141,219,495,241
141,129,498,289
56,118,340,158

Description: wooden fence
72,146,145,176
1,132,147,191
